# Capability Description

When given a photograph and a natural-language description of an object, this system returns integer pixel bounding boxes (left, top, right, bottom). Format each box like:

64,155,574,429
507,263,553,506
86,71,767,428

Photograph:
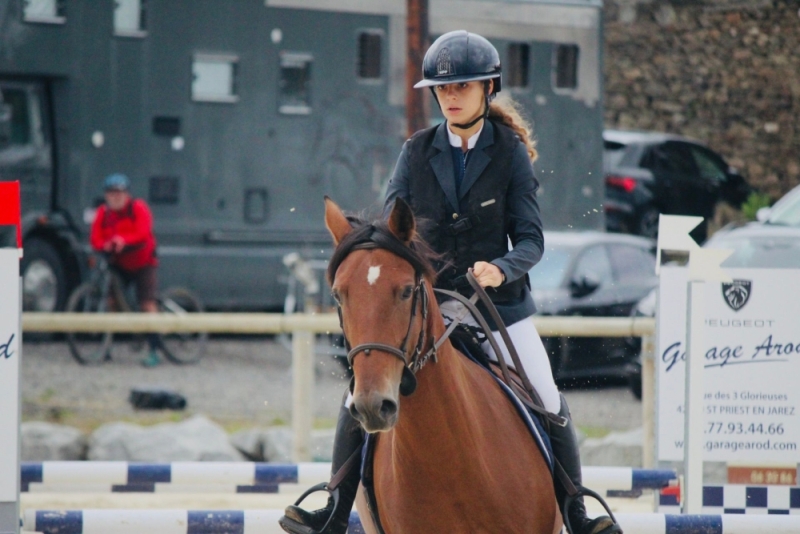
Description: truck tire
21,237,68,312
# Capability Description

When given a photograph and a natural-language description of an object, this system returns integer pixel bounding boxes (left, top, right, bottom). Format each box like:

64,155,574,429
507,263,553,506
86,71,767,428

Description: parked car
529,231,658,386
625,206,800,398
603,130,752,242
756,183,800,227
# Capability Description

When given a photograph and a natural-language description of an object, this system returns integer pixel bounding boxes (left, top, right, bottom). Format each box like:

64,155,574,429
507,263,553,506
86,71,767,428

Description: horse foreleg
355,483,380,534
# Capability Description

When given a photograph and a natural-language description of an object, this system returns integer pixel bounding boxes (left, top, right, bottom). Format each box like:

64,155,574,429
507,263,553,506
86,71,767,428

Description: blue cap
104,173,130,191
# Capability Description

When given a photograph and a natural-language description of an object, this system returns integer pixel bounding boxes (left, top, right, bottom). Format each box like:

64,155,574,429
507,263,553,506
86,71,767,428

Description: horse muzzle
350,391,399,433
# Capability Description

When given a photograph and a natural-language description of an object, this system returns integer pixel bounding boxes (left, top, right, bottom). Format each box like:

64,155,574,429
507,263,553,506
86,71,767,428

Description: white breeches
440,300,562,414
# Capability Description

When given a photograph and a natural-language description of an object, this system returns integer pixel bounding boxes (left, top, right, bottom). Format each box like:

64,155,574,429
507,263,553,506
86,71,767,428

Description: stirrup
279,482,341,534
562,486,622,534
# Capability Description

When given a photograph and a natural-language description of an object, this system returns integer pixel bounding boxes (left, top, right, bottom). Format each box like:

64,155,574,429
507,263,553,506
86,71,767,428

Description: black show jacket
384,120,544,329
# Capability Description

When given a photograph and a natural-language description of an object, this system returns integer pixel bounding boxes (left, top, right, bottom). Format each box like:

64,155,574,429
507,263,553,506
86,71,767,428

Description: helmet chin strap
451,94,489,130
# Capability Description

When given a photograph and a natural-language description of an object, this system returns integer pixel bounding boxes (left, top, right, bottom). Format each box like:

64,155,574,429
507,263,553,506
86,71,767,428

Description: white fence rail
22,313,656,463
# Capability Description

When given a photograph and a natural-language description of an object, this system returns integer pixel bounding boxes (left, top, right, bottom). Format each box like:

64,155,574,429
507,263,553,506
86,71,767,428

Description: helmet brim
414,73,500,89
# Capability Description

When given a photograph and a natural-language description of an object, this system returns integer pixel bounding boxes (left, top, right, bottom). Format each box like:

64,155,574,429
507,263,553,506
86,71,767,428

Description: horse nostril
349,404,362,420
380,399,398,420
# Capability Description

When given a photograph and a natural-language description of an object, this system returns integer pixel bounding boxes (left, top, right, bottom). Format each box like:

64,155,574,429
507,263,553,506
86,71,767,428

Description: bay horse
324,197,561,534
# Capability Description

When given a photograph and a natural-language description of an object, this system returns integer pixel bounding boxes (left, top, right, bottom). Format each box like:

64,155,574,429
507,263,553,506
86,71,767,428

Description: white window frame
191,54,240,104
278,52,313,115
22,0,66,25
114,0,147,38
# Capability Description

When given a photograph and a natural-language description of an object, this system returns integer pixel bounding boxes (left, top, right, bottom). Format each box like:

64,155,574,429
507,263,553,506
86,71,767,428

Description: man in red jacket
90,173,161,367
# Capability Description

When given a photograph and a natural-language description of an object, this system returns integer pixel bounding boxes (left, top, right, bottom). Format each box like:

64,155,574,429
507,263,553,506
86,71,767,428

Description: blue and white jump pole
22,510,800,534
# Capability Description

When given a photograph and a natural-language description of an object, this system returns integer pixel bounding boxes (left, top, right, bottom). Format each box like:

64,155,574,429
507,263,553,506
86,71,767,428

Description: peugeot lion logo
722,279,752,311
436,48,453,75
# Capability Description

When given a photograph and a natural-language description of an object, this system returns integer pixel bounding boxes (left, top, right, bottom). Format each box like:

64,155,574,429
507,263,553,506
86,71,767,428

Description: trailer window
244,188,268,223
114,0,147,37
149,176,180,205
357,31,383,80
23,0,66,24
0,89,31,146
192,55,239,103
507,43,530,89
279,53,313,115
553,44,579,90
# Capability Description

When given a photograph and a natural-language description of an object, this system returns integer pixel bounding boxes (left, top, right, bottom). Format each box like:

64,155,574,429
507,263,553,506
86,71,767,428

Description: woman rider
280,30,621,534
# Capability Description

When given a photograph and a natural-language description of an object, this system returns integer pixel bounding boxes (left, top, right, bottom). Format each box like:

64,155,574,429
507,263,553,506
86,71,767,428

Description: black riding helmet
414,30,501,130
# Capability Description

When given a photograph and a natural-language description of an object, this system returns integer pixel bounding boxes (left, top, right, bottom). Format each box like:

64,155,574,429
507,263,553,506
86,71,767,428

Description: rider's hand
110,235,125,253
472,261,505,288
102,241,114,252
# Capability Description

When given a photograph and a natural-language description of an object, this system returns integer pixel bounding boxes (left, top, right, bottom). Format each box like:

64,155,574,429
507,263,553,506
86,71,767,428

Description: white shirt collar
447,122,483,150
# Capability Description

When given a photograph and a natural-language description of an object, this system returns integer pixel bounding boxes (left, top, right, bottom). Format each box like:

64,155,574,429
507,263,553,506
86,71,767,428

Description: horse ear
324,196,352,245
388,197,416,245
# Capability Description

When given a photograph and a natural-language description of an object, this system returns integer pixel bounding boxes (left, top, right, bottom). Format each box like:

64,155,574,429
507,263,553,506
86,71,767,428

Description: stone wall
604,0,800,198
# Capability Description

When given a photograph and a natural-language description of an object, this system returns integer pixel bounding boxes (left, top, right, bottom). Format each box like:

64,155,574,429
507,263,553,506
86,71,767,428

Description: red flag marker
0,181,22,248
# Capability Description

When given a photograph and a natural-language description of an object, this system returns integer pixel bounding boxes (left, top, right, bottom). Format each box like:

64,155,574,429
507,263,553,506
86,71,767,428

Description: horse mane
327,214,440,285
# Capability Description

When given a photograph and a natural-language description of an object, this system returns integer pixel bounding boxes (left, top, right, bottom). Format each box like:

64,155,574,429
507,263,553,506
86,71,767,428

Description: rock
580,427,642,467
230,427,334,462
265,427,294,462
88,414,245,462
230,428,268,461
21,421,87,461
310,429,335,462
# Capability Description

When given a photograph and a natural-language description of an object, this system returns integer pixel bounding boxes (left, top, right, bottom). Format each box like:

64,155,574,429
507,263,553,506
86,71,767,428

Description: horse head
325,197,438,433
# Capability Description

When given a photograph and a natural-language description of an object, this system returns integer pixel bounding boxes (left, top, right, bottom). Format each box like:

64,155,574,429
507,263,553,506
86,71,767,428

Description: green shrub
741,191,772,221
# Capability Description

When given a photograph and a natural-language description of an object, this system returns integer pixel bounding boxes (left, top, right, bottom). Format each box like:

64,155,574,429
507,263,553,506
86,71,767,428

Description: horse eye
400,286,414,300
331,290,342,304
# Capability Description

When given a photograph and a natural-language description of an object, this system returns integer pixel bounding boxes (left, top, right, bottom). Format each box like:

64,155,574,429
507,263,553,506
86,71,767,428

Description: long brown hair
488,95,538,162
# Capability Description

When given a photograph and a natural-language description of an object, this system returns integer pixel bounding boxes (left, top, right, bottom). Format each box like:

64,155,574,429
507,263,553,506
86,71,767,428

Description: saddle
448,323,537,408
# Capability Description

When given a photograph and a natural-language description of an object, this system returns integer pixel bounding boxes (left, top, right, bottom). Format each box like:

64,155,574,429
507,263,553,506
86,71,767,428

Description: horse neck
389,299,488,456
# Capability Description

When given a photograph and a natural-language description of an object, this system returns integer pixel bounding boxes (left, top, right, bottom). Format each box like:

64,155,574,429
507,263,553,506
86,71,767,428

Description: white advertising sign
0,249,20,502
658,266,800,463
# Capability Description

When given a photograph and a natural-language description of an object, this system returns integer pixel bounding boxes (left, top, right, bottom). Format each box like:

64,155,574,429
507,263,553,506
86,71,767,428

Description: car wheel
636,206,660,239
21,238,68,312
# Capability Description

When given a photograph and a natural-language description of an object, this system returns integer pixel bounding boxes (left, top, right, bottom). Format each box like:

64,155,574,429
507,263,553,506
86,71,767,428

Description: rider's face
434,80,490,124
104,189,130,211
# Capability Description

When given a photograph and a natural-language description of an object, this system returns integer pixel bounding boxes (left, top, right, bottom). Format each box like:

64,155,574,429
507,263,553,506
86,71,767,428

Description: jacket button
452,213,458,219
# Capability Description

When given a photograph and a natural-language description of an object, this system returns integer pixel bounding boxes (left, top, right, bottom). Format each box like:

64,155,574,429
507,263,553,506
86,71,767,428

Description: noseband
336,243,438,397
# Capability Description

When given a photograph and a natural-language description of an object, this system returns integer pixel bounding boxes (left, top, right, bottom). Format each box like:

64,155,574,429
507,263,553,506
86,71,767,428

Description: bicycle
65,253,208,365
281,252,350,377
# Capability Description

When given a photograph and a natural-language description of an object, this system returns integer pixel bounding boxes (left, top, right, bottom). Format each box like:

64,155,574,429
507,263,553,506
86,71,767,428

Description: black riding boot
550,394,622,534
280,400,364,534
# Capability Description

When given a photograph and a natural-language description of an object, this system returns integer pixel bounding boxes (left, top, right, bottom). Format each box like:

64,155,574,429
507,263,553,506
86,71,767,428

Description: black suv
603,130,752,242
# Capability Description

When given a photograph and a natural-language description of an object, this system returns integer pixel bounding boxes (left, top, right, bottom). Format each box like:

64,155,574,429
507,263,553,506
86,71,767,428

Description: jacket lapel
458,121,494,200
429,123,460,212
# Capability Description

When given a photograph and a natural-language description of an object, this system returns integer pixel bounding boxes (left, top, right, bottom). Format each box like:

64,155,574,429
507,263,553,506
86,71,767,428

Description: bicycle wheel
65,282,113,365
157,287,207,364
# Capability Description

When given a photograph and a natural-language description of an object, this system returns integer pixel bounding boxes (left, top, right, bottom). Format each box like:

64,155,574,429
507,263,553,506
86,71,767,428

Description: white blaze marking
367,266,381,285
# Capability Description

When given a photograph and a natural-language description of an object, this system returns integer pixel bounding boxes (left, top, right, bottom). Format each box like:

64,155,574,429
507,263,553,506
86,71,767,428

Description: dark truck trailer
0,0,604,312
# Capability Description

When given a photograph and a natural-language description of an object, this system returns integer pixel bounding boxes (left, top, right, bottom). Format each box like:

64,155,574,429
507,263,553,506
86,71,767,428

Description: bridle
336,243,438,397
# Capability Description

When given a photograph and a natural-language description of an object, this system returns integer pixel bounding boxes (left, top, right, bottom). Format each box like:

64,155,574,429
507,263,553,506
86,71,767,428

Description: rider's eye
459,83,468,88
400,286,413,300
